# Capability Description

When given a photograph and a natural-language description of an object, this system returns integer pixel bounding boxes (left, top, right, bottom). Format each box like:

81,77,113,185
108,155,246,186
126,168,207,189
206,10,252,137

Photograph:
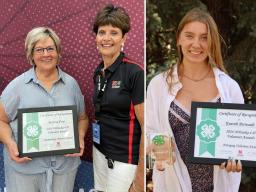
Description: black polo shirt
93,52,144,164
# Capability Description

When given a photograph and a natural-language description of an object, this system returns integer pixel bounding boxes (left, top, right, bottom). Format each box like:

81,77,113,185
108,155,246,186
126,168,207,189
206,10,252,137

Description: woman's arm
0,102,31,163
130,102,144,192
65,113,89,157
77,113,89,155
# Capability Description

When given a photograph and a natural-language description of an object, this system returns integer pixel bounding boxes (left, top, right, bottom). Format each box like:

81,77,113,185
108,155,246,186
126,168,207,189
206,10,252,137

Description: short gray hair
25,27,61,65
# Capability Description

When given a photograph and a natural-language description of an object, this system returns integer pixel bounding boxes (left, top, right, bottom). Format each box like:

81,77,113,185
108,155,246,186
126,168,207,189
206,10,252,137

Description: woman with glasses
92,4,144,192
147,8,243,192
0,27,88,192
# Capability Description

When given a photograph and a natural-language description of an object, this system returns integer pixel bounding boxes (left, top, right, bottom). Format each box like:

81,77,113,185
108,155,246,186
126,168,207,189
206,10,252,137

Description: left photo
0,1,144,192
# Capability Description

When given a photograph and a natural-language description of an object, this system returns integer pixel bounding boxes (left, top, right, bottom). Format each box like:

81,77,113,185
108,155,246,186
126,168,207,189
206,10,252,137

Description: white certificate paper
190,102,256,167
18,106,79,157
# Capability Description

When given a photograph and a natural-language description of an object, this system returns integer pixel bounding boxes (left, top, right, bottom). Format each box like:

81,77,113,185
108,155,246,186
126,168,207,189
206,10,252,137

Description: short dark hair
93,4,130,35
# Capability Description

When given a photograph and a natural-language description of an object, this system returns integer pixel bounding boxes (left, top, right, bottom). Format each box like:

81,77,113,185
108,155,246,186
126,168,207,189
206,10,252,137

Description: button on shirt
0,67,85,174
93,52,144,164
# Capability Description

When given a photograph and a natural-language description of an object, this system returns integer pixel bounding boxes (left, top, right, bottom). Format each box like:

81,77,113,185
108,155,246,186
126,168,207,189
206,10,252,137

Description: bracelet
132,181,143,192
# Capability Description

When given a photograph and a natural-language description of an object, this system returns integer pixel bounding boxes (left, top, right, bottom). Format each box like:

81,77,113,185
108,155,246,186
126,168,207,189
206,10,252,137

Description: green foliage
147,0,256,103
224,0,256,104
147,0,256,191
146,0,206,84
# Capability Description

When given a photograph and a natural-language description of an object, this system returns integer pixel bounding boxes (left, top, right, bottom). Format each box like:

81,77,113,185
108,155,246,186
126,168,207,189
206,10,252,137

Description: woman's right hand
153,137,176,171
220,159,242,172
0,102,31,163
6,139,31,163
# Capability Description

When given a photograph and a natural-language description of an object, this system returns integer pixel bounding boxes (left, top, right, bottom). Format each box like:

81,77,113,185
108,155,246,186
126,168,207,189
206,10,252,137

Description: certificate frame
189,102,256,167
18,105,80,158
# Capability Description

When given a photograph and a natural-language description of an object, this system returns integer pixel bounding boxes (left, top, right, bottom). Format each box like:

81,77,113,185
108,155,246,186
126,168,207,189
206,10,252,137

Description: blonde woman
0,27,88,192
147,8,243,192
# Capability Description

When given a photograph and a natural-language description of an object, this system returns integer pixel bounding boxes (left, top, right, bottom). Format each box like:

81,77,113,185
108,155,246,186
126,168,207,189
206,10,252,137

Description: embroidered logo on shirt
112,80,121,88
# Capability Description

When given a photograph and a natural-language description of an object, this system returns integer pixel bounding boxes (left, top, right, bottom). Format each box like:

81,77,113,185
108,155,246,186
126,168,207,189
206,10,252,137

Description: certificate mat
189,102,256,167
18,105,79,157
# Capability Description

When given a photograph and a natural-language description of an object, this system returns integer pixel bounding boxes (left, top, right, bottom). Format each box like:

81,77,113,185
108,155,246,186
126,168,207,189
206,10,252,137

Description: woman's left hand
65,114,88,157
64,137,84,157
220,159,242,172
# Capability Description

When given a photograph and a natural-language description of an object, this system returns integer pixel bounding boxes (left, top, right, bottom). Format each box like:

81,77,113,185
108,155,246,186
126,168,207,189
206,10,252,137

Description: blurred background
146,0,256,191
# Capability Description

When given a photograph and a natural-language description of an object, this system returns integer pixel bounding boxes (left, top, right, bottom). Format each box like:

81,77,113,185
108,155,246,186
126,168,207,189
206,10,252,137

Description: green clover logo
196,119,220,156
152,135,165,145
197,120,220,142
24,122,42,139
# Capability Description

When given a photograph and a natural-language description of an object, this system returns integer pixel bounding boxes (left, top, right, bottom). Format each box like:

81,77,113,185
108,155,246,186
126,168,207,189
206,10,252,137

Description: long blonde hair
166,8,226,87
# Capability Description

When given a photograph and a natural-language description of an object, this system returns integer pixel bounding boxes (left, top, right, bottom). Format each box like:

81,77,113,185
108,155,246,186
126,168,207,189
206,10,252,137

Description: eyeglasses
33,46,56,54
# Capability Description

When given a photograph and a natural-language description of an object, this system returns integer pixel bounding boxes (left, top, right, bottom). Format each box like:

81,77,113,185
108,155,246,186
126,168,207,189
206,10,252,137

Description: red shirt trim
123,58,144,70
128,102,135,163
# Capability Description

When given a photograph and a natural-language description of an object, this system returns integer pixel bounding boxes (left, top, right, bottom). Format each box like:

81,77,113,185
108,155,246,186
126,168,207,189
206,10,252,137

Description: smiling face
96,25,126,59
32,37,58,72
178,21,209,65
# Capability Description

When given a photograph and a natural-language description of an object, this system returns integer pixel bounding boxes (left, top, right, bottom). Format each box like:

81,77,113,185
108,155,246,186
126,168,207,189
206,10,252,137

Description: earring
121,43,124,52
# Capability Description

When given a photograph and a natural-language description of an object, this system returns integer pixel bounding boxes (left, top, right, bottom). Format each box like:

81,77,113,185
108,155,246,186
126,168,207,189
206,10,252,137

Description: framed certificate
189,102,256,167
18,105,80,158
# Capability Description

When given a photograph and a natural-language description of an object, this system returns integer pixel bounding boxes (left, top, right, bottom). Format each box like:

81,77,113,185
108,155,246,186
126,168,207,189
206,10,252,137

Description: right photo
146,1,256,192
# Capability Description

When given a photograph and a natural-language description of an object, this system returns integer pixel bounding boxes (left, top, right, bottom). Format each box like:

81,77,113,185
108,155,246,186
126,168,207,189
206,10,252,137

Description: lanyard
97,74,107,98
97,70,113,98
95,70,113,114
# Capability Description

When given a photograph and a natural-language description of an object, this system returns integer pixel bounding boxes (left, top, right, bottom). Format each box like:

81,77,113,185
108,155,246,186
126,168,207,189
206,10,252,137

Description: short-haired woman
92,4,144,192
0,27,88,192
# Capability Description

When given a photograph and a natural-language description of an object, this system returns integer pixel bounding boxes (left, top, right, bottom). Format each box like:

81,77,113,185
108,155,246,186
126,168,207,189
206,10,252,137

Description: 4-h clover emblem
152,135,165,145
196,119,220,156
24,122,42,151
24,123,42,139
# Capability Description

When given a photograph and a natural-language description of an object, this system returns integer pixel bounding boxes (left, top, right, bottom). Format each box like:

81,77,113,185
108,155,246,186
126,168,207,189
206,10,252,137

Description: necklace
182,67,211,82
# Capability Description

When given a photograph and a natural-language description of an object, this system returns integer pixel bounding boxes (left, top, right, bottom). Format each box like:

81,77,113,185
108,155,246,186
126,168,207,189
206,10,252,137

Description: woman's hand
65,113,88,157
6,139,31,163
64,136,84,157
0,102,31,163
152,137,176,171
220,159,242,172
